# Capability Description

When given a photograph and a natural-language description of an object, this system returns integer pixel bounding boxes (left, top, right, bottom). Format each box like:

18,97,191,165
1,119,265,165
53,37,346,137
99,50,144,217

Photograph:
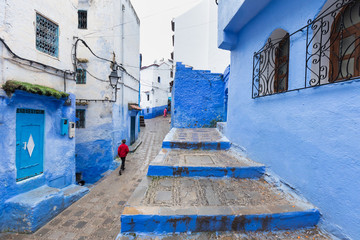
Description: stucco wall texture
0,91,77,231
172,62,225,128
218,0,359,239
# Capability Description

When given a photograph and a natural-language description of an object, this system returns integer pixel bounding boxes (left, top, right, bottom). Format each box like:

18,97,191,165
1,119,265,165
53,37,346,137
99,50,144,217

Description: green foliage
2,80,69,99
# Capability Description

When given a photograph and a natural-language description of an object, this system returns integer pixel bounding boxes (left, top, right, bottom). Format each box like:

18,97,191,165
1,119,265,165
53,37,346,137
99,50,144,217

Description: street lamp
109,70,120,88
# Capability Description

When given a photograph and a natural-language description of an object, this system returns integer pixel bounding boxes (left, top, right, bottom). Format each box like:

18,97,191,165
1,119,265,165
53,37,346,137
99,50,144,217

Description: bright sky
131,0,202,66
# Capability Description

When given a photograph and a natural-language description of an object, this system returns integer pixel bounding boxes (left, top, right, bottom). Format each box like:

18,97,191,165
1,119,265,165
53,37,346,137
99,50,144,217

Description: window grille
252,0,360,99
76,109,86,128
78,10,87,29
158,76,161,83
76,69,86,84
36,14,59,57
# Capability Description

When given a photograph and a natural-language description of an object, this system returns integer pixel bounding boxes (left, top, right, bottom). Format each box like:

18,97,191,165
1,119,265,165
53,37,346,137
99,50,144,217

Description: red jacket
118,143,129,158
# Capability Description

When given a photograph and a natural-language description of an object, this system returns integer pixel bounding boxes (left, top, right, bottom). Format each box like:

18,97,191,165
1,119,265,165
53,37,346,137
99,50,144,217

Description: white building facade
171,0,229,73
0,0,88,232
74,0,141,184
140,59,172,119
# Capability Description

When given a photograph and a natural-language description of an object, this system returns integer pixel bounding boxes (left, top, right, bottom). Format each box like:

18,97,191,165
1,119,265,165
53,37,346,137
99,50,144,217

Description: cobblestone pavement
1,116,171,240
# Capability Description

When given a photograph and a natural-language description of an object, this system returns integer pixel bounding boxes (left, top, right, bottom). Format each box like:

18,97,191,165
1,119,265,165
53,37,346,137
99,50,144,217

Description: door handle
23,142,27,150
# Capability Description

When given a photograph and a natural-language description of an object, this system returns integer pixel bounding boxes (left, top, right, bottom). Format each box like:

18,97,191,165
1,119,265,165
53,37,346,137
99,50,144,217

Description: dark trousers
121,157,126,170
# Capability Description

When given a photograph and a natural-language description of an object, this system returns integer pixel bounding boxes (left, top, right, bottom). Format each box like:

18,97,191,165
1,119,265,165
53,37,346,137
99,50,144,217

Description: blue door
130,116,136,144
16,109,45,182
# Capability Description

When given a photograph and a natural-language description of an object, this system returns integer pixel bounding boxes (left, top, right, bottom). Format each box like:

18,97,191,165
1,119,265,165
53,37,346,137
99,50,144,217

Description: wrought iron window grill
76,109,86,128
78,10,87,29
252,0,360,98
76,69,86,84
36,14,59,57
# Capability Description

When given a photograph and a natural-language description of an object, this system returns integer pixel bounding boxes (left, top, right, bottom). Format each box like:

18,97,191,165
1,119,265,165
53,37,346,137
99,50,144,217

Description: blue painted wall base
0,185,88,233
121,210,320,234
141,105,168,119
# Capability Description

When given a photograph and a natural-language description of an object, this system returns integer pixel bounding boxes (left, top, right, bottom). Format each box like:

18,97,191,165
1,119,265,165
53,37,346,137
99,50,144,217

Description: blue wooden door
16,109,45,182
130,116,136,144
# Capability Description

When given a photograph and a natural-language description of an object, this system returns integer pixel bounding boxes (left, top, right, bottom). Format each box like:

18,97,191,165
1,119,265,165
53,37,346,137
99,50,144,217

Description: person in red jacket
118,139,129,175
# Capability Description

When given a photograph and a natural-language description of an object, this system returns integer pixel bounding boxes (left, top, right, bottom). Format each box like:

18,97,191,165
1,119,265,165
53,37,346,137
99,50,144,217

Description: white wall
0,0,77,93
173,0,229,73
140,60,172,110
75,0,140,137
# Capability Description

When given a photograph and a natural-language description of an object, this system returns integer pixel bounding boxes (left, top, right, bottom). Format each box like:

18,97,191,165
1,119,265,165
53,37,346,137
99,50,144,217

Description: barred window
76,109,86,128
36,14,59,57
76,69,86,84
78,10,87,29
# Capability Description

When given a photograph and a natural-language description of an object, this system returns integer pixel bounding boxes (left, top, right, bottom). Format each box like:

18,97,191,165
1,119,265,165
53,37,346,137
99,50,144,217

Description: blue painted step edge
147,165,265,178
121,209,320,234
162,141,231,150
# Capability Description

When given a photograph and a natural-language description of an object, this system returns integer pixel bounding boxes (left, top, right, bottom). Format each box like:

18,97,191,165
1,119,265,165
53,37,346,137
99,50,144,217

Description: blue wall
0,90,77,231
75,103,140,184
171,62,226,128
141,105,168,119
219,0,359,239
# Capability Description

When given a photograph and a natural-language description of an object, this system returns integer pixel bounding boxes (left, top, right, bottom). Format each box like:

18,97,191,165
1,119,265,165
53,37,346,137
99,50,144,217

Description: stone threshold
147,148,265,178
162,128,231,150
121,176,320,234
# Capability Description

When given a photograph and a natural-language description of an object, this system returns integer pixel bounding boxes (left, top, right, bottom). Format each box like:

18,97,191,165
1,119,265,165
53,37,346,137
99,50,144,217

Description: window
78,10,87,29
36,14,59,57
274,34,289,93
253,29,289,97
147,108,149,113
329,1,360,82
76,109,85,128
76,69,86,84
158,76,161,83
147,93,150,101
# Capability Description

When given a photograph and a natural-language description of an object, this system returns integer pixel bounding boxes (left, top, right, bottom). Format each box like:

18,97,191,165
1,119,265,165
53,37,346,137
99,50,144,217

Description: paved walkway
1,116,171,240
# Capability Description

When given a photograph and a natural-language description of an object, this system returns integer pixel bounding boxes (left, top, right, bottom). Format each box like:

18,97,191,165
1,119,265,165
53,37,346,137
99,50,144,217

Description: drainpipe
121,3,125,122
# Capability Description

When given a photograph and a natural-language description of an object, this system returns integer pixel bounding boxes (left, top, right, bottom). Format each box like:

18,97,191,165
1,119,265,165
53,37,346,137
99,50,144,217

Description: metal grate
17,108,44,114
76,109,86,128
78,10,87,29
252,0,360,98
36,14,59,57
76,69,86,84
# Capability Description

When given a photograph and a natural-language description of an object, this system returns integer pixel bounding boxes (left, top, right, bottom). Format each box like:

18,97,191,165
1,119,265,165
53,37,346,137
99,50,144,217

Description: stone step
162,128,231,150
147,148,265,178
116,227,334,239
120,176,320,234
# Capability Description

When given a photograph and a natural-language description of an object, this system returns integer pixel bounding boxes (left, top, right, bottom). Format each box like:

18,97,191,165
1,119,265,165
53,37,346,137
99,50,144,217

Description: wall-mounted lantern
109,70,120,88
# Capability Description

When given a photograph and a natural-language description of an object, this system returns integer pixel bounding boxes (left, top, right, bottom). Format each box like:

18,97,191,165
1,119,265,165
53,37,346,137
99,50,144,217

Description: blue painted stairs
120,128,321,235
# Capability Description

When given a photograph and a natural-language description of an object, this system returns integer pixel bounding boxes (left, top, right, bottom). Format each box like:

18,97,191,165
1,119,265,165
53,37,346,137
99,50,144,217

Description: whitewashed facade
0,0,88,233
75,0,141,183
140,59,172,119
172,0,229,73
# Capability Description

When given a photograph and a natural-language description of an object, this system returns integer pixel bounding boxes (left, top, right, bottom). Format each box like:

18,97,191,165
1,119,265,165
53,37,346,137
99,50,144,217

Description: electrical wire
0,38,74,77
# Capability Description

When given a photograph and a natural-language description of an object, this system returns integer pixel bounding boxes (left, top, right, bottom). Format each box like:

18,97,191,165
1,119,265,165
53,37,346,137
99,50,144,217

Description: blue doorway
16,108,45,182
130,116,136,145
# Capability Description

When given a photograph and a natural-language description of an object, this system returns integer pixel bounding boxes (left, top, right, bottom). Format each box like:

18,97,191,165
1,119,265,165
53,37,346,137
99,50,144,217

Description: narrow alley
1,117,170,240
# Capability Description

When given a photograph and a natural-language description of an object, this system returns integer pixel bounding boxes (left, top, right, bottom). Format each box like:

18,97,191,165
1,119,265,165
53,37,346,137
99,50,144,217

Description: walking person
163,107,167,118
118,139,129,175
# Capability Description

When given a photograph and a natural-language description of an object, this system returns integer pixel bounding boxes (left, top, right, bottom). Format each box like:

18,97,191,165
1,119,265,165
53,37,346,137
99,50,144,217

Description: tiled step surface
148,149,265,178
120,177,320,234
162,128,231,150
